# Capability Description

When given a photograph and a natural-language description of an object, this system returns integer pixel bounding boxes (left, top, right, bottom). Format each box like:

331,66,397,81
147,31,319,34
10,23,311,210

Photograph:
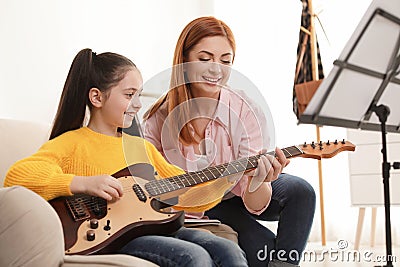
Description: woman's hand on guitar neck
247,148,290,193
70,175,124,201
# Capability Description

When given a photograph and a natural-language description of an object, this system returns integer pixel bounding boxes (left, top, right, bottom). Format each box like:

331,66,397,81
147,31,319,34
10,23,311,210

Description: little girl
4,48,247,267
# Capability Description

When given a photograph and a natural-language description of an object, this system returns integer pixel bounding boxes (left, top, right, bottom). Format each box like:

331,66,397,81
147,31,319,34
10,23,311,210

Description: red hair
144,16,236,145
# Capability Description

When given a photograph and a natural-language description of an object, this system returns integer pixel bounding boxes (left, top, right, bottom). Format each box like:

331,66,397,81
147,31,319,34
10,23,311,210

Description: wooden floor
301,242,399,266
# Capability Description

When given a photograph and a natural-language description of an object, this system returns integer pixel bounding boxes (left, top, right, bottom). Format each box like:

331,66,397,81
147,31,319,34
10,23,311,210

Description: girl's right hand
70,175,124,201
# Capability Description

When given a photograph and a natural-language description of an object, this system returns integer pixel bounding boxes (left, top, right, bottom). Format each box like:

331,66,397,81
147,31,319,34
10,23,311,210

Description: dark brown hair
49,48,136,139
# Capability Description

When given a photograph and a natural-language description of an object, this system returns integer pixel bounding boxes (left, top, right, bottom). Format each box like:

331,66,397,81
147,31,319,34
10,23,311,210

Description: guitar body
49,163,184,255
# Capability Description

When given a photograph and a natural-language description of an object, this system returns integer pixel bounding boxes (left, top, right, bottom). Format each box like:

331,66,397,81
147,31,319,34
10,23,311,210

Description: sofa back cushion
0,118,49,186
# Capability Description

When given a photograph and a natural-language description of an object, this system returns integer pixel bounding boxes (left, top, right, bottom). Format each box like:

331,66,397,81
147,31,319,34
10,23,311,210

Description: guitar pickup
133,184,147,202
90,196,107,216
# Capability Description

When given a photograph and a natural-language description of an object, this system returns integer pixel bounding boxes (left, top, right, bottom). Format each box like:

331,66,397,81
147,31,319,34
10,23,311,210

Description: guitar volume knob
86,230,95,241
90,219,99,229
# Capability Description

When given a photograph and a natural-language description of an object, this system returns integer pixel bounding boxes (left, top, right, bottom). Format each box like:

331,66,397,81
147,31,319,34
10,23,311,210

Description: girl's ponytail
50,48,94,140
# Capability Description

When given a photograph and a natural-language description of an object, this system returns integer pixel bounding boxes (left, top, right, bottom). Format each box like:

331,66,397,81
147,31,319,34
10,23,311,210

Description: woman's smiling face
184,36,233,98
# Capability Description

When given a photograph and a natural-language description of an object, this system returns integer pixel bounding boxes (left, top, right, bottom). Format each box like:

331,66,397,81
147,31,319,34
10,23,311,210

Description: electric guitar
49,139,355,255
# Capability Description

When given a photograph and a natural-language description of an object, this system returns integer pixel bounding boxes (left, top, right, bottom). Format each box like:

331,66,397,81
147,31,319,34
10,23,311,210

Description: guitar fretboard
144,145,303,197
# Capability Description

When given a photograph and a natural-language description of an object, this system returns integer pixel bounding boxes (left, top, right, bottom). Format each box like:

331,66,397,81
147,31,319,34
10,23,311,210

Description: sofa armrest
0,186,65,266
0,186,159,267
63,254,159,267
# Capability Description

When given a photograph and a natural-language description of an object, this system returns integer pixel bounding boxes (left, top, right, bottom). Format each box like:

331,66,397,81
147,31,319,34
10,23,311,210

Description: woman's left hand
247,147,290,192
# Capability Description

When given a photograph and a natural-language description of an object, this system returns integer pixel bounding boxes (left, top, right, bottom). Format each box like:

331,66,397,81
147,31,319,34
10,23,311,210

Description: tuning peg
334,139,338,144
341,139,346,144
326,140,330,145
319,141,323,146
303,142,307,147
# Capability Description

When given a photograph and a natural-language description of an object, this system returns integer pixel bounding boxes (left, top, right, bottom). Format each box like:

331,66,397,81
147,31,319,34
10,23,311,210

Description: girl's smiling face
90,68,143,135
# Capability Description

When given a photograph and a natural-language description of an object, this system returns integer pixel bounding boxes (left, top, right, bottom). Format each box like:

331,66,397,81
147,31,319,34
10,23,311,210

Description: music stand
299,0,400,266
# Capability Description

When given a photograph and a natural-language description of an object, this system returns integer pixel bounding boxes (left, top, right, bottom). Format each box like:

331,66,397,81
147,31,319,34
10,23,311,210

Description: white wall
2,0,398,247
0,0,215,124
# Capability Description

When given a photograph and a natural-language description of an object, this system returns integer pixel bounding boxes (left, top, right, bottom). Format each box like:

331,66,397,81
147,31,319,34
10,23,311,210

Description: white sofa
0,118,158,267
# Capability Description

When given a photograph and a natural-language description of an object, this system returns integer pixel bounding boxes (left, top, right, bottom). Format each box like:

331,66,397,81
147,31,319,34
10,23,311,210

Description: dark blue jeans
119,227,248,267
205,174,316,266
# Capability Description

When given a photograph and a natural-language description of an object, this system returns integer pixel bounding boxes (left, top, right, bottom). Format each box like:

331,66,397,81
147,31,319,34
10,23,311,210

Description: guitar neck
144,145,304,197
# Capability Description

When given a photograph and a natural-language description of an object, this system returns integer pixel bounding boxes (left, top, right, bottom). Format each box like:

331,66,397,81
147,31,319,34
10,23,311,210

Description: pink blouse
143,87,272,215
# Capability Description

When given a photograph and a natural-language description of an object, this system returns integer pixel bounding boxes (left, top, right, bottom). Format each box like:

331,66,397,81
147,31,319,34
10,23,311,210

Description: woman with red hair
144,16,316,267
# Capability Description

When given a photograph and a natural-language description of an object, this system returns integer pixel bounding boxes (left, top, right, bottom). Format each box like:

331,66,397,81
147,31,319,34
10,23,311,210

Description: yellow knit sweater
5,127,221,212
5,127,183,199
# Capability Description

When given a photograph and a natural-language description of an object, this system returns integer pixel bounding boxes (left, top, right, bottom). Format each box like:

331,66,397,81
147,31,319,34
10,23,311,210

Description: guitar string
59,144,354,215
63,161,253,210
54,143,349,219
61,146,308,211
64,182,224,210
62,147,304,206
143,146,301,191
61,149,291,212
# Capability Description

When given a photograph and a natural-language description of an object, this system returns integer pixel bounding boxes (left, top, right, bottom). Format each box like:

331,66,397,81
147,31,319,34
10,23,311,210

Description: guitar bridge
66,196,91,221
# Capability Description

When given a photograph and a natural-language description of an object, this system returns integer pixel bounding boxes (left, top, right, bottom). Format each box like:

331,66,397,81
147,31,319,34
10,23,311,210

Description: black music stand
299,0,400,266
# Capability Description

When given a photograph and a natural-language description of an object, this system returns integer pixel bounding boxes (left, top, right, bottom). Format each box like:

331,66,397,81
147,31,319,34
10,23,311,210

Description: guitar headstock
299,139,356,159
